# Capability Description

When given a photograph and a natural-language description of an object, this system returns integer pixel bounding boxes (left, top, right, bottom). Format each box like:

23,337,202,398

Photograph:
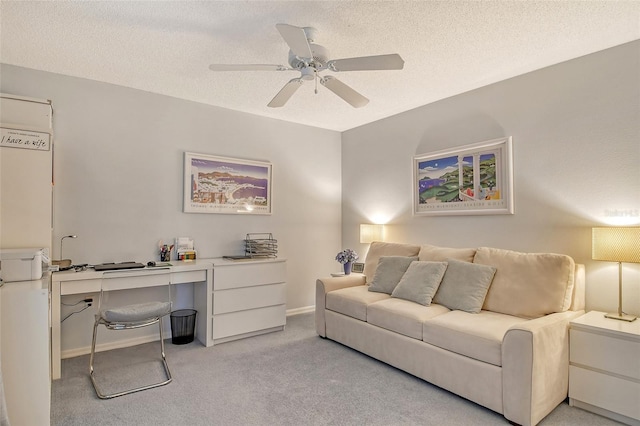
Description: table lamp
592,227,639,322
360,224,384,244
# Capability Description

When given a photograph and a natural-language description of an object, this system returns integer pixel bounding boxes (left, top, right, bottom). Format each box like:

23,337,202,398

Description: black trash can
170,309,197,345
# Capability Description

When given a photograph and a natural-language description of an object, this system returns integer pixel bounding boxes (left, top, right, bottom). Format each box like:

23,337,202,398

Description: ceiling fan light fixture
209,23,404,108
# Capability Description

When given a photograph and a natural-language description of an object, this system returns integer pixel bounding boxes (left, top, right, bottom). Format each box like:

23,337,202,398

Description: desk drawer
214,262,285,290
213,304,285,339
214,283,285,314
173,270,206,284
60,279,101,295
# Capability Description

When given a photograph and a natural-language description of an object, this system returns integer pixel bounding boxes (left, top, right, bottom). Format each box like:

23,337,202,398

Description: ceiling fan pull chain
314,69,318,94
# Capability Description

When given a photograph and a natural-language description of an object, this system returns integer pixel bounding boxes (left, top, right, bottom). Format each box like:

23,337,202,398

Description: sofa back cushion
474,247,576,319
419,244,476,263
363,241,421,284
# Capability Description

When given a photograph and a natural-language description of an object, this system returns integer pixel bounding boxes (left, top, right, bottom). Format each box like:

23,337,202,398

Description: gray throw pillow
368,256,418,294
391,261,448,305
432,259,496,313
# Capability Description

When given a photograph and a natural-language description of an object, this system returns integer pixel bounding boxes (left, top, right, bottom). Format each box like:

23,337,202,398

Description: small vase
343,261,352,275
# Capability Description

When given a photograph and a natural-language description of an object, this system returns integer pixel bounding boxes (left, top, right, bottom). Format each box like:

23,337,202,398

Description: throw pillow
391,261,448,305
363,241,421,284
432,259,496,313
368,256,418,294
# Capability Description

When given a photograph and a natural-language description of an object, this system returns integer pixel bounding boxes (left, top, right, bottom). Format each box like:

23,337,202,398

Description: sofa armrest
315,275,366,337
502,310,585,426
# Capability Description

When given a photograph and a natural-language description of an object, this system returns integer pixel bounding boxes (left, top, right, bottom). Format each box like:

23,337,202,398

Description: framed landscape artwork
183,152,272,214
413,137,513,216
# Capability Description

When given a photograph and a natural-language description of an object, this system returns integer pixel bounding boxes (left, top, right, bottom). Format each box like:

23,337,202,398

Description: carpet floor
52,313,620,425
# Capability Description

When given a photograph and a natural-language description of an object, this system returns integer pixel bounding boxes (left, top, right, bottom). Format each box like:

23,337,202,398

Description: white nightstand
569,311,640,426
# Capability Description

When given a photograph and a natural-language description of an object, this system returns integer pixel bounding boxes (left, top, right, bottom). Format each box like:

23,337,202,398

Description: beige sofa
316,242,585,426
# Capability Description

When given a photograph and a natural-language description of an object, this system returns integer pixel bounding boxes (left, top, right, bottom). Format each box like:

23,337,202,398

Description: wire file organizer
245,233,278,258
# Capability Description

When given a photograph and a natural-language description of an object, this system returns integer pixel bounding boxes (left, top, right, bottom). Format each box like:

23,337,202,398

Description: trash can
170,309,197,345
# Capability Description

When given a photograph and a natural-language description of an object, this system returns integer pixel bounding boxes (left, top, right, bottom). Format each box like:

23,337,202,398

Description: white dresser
212,258,286,343
569,311,640,426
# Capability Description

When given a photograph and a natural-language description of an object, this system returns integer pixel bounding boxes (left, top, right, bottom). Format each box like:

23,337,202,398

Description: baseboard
286,305,314,316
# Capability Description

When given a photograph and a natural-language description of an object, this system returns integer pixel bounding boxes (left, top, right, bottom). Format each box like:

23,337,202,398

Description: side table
569,310,640,425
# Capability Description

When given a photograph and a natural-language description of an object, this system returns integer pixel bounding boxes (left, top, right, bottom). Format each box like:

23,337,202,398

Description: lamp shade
360,224,384,244
592,227,640,263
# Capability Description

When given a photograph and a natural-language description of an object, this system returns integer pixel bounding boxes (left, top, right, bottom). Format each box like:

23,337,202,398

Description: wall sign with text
0,127,51,151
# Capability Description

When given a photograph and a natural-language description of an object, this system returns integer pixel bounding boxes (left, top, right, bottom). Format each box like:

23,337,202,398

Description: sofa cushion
391,261,447,306
368,256,418,294
474,247,576,319
326,285,390,321
432,259,496,313
419,244,476,263
423,310,527,366
367,298,450,340
363,241,421,284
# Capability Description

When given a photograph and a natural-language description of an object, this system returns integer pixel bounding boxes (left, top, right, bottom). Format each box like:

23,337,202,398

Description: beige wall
342,41,640,316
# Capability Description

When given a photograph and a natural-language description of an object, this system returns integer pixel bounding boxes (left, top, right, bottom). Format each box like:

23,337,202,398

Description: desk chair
89,268,173,399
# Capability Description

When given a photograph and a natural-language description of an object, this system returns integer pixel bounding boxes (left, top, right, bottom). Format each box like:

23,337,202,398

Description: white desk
51,259,214,380
50,257,287,380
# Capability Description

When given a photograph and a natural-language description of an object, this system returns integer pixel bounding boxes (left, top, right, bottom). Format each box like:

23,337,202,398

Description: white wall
342,41,640,316
0,65,342,353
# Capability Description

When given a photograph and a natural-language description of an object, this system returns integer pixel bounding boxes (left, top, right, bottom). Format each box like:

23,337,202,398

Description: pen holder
160,245,172,262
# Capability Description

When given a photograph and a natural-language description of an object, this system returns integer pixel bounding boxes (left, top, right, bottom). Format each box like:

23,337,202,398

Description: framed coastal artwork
413,137,513,216
183,152,272,214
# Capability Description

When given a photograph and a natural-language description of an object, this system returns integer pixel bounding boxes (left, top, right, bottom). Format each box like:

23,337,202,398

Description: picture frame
413,137,513,216
352,262,365,273
183,152,272,214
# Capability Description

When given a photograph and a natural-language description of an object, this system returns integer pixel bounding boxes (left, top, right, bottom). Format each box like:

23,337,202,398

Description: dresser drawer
570,365,640,421
213,304,286,339
214,261,285,290
571,329,640,380
213,283,286,314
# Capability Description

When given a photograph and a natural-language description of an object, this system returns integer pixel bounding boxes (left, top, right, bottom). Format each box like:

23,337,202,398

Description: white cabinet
0,278,50,426
569,311,640,426
212,258,286,343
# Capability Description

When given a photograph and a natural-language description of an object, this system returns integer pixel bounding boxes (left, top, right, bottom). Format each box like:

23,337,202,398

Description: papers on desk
176,237,197,260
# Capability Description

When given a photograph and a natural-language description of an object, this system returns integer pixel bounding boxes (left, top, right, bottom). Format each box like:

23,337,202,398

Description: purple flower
335,249,359,264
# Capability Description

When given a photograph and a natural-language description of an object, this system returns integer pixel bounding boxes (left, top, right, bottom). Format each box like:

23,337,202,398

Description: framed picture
183,152,272,214
352,262,365,273
413,137,513,216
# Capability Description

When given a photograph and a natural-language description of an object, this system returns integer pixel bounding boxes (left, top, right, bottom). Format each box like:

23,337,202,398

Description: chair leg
89,318,172,399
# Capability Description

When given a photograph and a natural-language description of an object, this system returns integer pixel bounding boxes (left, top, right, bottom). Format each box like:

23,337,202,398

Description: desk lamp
592,227,639,322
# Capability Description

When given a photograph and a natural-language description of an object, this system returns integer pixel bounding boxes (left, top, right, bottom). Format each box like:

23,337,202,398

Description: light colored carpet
52,313,619,425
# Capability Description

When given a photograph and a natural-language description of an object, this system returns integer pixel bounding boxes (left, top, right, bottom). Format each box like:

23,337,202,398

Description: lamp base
604,312,637,322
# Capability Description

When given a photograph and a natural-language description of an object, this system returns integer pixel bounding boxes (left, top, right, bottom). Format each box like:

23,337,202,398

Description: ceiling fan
209,24,404,108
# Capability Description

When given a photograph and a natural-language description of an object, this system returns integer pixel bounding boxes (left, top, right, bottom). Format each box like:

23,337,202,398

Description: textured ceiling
1,1,639,131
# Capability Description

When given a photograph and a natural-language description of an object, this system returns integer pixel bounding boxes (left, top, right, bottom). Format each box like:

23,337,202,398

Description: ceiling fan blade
268,78,304,108
320,76,369,108
276,24,313,59
328,54,405,72
209,64,289,71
